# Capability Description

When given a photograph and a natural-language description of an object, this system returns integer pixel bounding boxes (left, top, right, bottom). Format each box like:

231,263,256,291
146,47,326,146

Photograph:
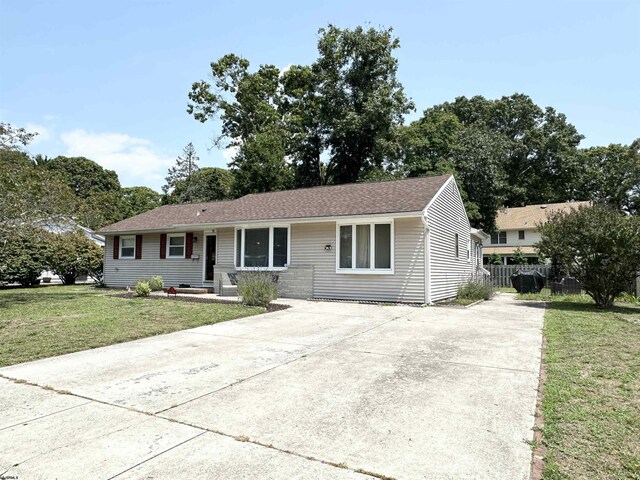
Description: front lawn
0,285,262,367
541,298,640,479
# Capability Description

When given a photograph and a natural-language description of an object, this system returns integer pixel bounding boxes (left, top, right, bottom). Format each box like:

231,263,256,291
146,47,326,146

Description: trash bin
510,270,545,294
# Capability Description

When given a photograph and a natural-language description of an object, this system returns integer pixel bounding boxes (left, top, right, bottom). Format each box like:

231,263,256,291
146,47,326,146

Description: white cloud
60,129,174,190
279,64,293,77
25,123,53,144
222,145,239,163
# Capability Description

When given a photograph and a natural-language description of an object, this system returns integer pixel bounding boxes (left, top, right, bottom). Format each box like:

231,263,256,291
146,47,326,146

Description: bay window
337,221,393,273
235,226,289,269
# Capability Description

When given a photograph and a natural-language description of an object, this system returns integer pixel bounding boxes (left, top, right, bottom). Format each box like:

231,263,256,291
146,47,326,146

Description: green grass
0,285,262,367
542,298,640,479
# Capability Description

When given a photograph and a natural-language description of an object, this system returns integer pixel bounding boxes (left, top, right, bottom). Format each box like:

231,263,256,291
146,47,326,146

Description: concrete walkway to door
0,293,544,479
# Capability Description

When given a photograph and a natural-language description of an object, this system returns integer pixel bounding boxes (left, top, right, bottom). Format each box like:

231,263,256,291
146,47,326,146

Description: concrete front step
165,287,211,295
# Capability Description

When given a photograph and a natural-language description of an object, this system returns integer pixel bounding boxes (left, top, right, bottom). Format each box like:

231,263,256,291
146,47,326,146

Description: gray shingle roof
99,175,451,233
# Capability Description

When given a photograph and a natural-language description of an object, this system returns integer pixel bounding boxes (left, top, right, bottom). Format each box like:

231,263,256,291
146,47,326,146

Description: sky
1,0,638,190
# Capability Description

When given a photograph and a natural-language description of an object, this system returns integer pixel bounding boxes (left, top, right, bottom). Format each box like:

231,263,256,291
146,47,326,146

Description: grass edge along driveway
0,285,262,367
535,296,640,479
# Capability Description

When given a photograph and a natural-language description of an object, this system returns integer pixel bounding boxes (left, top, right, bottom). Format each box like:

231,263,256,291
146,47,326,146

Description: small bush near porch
0,285,261,367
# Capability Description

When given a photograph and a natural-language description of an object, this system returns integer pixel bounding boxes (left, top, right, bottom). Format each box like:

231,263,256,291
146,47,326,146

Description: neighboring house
43,223,106,247
483,201,591,265
98,175,486,303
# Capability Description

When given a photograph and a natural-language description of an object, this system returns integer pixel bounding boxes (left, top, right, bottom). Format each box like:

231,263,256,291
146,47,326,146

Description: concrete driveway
0,294,544,479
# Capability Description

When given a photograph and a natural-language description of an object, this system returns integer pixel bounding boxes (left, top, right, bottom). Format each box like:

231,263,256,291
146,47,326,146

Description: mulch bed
110,293,290,312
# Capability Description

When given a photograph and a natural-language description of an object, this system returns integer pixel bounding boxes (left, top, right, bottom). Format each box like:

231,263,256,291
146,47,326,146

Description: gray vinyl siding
216,227,235,267
289,218,425,303
426,180,473,301
104,232,204,288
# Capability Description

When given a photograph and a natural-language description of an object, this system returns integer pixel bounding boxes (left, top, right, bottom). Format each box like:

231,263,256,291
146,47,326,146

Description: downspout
422,213,432,305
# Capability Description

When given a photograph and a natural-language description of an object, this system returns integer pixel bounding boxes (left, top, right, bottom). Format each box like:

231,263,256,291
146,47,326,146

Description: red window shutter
185,232,193,259
135,235,143,260
113,236,119,259
160,234,167,259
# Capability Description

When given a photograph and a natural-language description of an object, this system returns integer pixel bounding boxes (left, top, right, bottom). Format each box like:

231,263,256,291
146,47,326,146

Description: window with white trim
167,234,185,258
491,231,507,244
234,226,289,269
120,236,135,258
337,222,393,273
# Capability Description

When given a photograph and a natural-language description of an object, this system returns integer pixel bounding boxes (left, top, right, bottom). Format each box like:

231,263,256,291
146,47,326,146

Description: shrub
617,292,640,305
537,204,640,307
135,280,151,297
46,230,104,285
148,275,164,291
0,227,51,287
458,279,495,301
237,271,278,307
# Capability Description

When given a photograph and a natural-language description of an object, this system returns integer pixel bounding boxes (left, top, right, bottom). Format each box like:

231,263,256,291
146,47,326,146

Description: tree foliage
121,186,162,217
575,140,640,215
536,204,640,307
188,24,413,191
46,231,104,285
231,127,293,197
168,167,235,204
162,142,200,201
0,227,51,286
0,122,38,152
0,137,75,239
45,156,120,198
314,25,414,184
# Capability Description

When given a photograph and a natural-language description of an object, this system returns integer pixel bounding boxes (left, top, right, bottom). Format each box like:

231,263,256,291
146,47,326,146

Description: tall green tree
0,122,37,151
0,126,74,238
45,156,120,198
169,167,235,203
162,142,200,201
400,112,507,231
121,187,162,217
427,94,584,206
188,54,287,196
314,25,414,184
576,139,640,215
281,64,325,187
188,25,413,191
231,128,293,197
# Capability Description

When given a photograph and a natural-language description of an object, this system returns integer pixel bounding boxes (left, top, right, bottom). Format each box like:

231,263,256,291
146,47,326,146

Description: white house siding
104,232,204,288
427,180,473,302
488,228,541,250
289,218,426,303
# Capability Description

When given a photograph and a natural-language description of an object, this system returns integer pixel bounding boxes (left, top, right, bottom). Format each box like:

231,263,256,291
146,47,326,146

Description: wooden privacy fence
488,265,551,288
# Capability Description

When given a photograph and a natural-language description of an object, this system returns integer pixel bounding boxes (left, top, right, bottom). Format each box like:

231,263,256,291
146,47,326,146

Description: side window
519,230,525,240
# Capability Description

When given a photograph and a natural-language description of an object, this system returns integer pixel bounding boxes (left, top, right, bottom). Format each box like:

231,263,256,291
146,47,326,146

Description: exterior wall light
324,244,333,251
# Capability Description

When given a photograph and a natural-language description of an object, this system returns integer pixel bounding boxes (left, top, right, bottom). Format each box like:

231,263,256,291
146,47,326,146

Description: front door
205,235,216,281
